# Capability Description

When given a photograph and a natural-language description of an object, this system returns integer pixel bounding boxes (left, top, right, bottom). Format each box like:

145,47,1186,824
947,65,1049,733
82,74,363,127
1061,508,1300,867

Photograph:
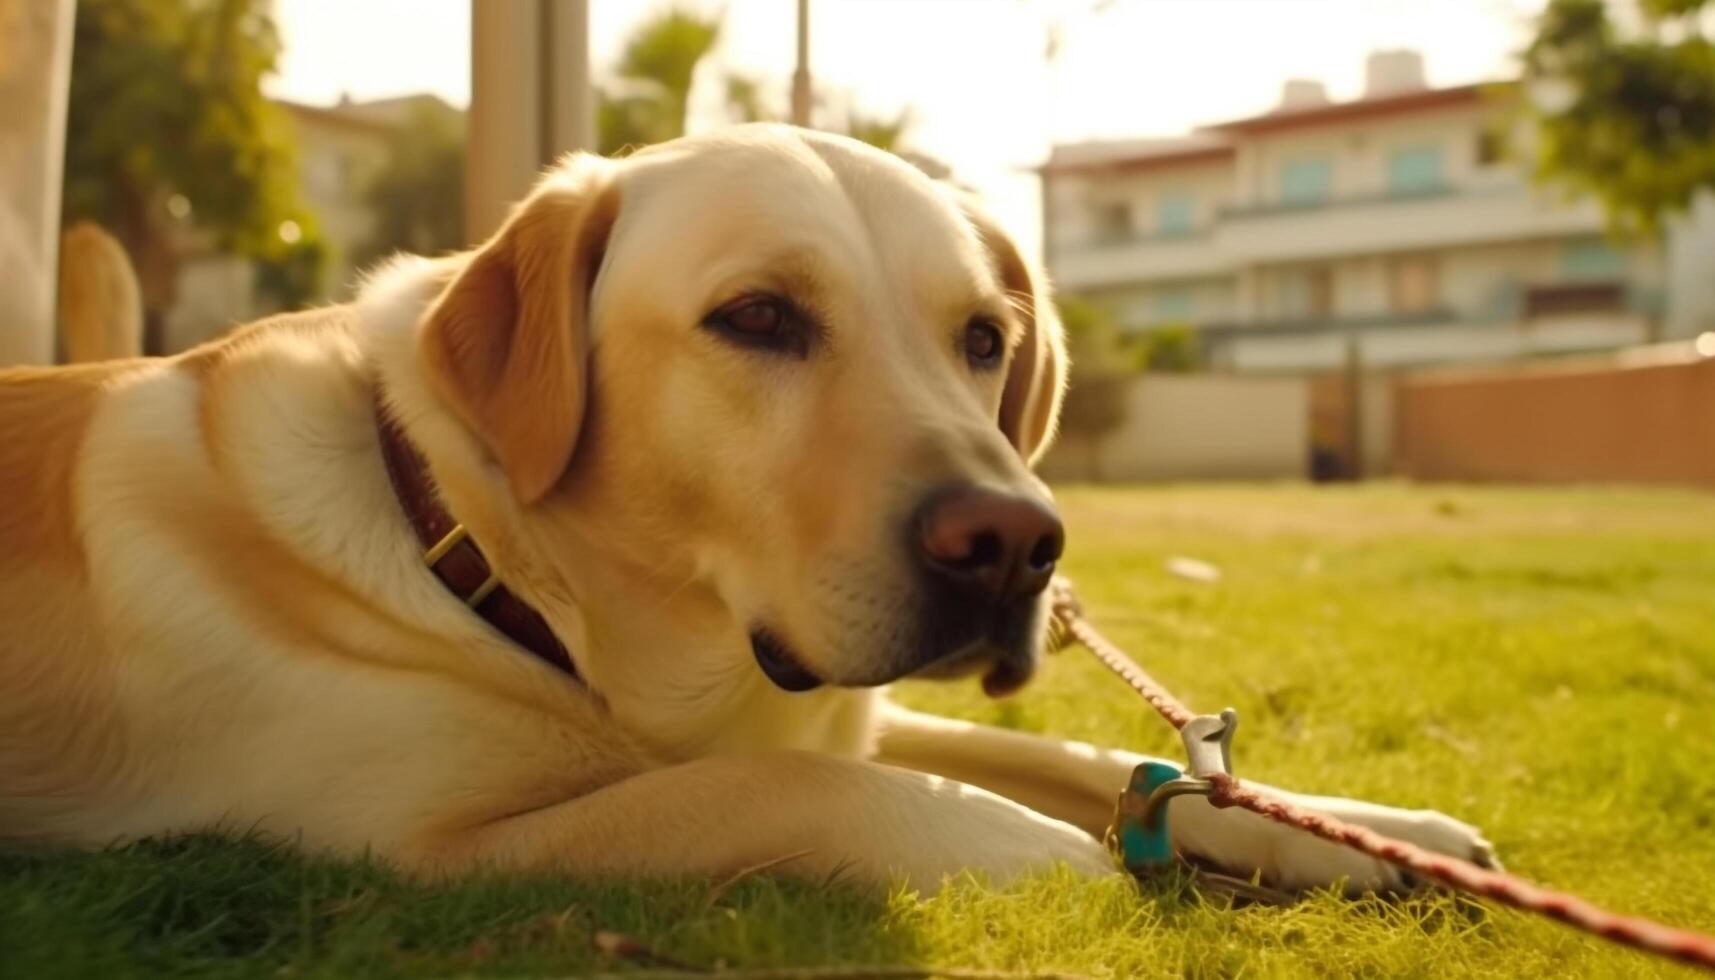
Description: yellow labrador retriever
0,126,1493,890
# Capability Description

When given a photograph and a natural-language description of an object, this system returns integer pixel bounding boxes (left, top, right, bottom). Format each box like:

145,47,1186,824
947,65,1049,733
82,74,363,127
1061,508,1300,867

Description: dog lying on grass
0,125,1495,890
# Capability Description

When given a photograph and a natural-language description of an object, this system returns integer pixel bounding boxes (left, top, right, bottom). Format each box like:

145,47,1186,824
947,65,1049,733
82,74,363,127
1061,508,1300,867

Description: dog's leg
873,701,1497,892
408,750,1113,891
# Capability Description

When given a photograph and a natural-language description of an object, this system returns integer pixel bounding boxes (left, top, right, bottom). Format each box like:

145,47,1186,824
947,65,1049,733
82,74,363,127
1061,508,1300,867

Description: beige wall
288,114,392,299
1395,345,1715,489
1239,103,1504,206
1086,276,1236,328
1224,314,1653,373
1039,374,1309,482
1048,159,1233,253
1360,373,1396,475
1245,237,1661,326
1666,195,1715,338
165,255,257,352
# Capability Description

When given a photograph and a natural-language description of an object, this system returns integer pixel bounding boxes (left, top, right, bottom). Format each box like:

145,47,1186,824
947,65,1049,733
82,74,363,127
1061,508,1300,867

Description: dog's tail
57,222,143,363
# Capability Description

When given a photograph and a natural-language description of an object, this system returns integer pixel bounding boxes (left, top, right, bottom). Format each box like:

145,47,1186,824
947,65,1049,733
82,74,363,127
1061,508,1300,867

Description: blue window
1157,193,1196,237
1560,238,1626,280
1154,286,1194,322
1387,144,1445,196
1280,158,1332,206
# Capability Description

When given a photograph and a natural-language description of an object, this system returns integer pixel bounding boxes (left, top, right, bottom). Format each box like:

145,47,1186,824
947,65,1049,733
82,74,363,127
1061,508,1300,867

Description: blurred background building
1042,50,1715,375
169,93,459,351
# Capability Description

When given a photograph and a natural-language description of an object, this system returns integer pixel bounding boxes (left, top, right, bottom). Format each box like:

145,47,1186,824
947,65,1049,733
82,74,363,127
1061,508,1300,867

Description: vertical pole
467,0,543,241
0,0,75,365
1039,172,1056,271
790,0,811,127
542,0,594,162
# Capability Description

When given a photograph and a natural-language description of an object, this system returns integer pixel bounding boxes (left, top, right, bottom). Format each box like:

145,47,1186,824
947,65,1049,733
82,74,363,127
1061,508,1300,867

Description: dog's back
57,222,142,363
0,358,134,834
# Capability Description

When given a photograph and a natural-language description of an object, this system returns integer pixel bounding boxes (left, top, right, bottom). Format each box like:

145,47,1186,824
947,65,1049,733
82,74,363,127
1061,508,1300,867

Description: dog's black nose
915,485,1064,604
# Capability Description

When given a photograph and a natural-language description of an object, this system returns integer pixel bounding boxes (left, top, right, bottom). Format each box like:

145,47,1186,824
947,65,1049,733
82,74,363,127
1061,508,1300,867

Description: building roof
277,93,462,137
277,100,399,137
1202,81,1493,135
333,93,461,127
1040,135,1233,176
1042,80,1506,177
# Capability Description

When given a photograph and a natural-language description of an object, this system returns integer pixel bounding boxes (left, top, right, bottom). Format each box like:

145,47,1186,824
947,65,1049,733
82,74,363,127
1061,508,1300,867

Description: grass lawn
5,484,1714,978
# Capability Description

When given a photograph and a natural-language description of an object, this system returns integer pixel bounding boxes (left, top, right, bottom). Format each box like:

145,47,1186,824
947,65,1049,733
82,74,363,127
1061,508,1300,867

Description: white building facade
1042,52,1715,373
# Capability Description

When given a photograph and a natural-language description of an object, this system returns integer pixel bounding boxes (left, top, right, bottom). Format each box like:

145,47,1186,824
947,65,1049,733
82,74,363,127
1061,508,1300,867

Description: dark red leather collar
374,394,578,680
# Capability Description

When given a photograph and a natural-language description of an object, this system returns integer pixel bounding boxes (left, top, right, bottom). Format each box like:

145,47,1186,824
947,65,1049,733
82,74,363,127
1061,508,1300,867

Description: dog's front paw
1348,804,1500,873
1171,790,1498,894
1267,801,1500,893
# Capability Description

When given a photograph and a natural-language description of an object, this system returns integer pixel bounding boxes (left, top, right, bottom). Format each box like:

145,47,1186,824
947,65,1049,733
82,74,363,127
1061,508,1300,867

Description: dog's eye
704,295,808,357
722,298,785,336
963,318,1004,369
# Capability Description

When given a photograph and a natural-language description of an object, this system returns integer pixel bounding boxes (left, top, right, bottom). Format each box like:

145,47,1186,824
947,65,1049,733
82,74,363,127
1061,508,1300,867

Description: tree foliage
597,8,723,154
595,6,916,156
1522,0,1715,231
62,0,320,321
841,104,914,154
356,101,467,268
1135,324,1200,373
1055,297,1131,442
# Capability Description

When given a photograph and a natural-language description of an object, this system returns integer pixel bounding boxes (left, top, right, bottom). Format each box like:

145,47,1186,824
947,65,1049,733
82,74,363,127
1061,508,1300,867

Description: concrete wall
1047,159,1233,255
287,109,394,300
1039,374,1309,482
1666,194,1715,339
1394,344,1715,489
1223,313,1653,373
1361,373,1396,475
1086,276,1237,330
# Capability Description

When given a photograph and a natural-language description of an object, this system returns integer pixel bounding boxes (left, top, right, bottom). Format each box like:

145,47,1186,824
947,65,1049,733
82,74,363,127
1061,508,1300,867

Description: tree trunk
142,308,167,357
116,190,179,356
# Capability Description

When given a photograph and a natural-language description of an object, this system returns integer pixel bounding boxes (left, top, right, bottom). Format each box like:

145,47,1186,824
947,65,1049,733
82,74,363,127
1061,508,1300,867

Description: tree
723,73,776,125
841,104,913,154
355,100,467,268
1054,297,1133,480
1136,324,1200,373
1522,0,1715,232
61,0,320,351
594,6,917,157
597,8,723,154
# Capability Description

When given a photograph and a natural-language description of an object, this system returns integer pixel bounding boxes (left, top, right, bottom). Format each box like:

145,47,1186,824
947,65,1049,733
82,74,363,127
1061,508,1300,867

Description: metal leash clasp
1142,707,1238,827
1111,708,1239,873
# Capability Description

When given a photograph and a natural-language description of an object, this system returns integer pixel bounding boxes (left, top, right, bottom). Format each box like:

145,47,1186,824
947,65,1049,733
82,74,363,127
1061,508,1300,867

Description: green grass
5,484,1714,978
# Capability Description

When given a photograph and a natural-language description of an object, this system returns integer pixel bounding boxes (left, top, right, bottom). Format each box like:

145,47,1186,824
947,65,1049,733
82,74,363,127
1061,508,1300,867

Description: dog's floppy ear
420,155,620,503
957,194,1067,465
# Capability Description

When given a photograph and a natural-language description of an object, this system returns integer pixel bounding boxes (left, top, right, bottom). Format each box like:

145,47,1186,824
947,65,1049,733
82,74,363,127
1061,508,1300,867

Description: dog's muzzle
901,483,1063,696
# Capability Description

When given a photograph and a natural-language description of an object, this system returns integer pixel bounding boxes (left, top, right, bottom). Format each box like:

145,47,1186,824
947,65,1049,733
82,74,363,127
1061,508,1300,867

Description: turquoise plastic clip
1113,761,1185,872
1109,708,1241,877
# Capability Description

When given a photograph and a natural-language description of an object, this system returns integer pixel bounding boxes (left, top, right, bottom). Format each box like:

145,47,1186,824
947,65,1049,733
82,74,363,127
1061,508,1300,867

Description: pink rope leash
1048,580,1715,973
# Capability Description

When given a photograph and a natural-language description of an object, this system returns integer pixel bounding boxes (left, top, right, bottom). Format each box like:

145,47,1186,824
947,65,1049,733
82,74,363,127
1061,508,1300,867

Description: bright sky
268,0,1550,257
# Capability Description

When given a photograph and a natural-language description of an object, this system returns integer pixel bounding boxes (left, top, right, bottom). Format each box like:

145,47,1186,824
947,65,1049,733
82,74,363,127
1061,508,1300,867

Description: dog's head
419,126,1066,697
